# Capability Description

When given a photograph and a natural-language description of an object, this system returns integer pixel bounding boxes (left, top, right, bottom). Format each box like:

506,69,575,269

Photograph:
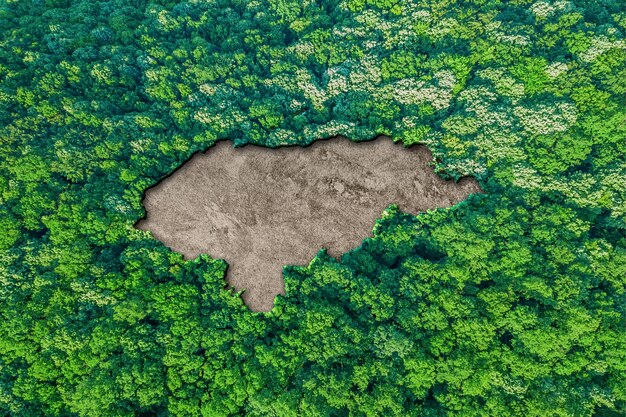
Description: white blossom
514,102,578,135
199,83,216,96
325,68,348,97
530,1,558,19
545,61,568,78
580,36,626,63
511,163,543,189
427,18,459,38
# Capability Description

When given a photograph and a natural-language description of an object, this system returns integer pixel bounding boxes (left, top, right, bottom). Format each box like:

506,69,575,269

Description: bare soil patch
136,136,481,311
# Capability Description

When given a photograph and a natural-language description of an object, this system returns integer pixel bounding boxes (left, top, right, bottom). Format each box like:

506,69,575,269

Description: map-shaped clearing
136,136,481,311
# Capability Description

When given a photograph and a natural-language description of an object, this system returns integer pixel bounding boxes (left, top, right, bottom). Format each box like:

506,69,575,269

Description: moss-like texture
0,0,624,415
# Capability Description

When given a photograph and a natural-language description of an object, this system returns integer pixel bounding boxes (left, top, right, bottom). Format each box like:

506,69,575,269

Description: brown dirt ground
135,136,482,311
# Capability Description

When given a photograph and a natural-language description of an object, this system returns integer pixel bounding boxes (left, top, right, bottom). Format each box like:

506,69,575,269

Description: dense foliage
1,0,625,415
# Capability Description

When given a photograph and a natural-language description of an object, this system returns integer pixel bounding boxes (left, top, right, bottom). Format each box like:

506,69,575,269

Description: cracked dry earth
135,136,482,311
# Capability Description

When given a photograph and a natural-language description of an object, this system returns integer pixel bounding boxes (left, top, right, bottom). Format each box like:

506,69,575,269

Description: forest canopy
0,0,625,416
